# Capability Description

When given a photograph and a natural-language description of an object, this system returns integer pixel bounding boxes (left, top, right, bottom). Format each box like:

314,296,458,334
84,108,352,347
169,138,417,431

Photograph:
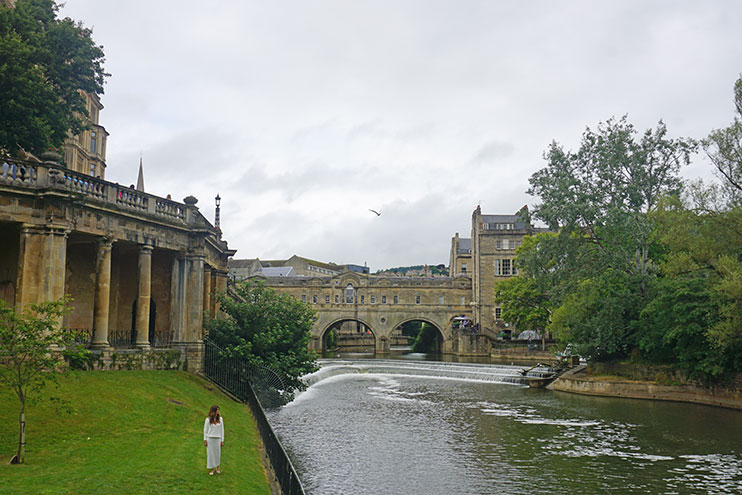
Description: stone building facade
0,157,234,371
468,205,543,338
251,270,480,354
229,254,367,280
63,91,108,179
449,233,472,277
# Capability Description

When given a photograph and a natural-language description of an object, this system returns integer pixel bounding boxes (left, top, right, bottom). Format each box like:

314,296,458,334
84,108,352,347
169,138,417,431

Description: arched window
344,284,354,304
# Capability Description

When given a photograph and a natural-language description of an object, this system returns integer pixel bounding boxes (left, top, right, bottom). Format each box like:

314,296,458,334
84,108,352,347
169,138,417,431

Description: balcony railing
1,157,193,225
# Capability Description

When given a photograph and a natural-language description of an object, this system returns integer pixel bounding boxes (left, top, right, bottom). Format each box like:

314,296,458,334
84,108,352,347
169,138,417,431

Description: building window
325,295,330,304
345,284,354,304
381,295,387,304
495,307,502,319
335,295,339,303
90,163,96,176
502,259,511,276
360,295,365,304
415,295,421,304
301,295,306,303
460,296,465,305
312,295,318,304
371,295,376,304
393,295,398,304
439,295,444,304
90,131,97,154
461,263,467,273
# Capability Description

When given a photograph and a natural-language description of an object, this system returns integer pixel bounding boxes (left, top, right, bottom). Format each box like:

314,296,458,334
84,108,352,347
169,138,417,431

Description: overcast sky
59,1,742,271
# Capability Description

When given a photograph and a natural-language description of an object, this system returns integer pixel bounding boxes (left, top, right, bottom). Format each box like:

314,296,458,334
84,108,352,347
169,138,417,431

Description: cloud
58,0,742,269
469,140,515,165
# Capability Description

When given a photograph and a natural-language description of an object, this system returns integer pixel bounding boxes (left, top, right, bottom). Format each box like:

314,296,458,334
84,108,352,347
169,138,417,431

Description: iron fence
68,328,173,348
203,337,305,495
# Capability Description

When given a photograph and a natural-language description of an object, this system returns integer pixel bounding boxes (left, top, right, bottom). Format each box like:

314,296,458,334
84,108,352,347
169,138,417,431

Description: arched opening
130,298,157,346
393,319,444,354
322,319,375,356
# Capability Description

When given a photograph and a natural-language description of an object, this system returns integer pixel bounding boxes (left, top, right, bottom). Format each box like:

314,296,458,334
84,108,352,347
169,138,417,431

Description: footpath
548,365,742,410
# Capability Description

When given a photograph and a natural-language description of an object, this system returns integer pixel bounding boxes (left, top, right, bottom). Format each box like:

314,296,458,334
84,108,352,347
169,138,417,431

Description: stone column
91,237,114,348
170,256,186,344
202,265,212,320
16,223,69,309
213,269,228,316
184,253,204,342
135,245,153,348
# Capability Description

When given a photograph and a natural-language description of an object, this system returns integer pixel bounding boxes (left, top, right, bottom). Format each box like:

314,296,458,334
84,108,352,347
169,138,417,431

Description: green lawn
0,370,272,495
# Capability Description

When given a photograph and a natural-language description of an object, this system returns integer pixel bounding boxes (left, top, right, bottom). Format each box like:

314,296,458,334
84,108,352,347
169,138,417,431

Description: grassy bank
0,371,272,495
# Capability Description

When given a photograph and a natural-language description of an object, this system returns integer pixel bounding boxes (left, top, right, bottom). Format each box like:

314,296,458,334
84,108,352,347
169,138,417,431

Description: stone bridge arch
318,316,378,353
389,315,449,353
257,271,481,355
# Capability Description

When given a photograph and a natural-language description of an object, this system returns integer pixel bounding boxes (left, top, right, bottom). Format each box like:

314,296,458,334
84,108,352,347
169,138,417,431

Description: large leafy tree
704,74,742,203
206,281,318,394
528,116,695,276
517,117,695,360
0,0,107,156
0,298,71,464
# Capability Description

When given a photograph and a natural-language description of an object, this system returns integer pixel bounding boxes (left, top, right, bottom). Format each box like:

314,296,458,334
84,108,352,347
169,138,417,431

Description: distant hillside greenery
376,264,449,276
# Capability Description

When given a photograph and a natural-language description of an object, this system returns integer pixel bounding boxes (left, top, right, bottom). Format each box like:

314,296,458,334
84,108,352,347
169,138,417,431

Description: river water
266,357,742,495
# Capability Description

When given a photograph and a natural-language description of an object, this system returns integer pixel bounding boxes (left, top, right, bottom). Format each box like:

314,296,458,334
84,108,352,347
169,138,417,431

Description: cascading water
304,359,535,387
267,358,742,495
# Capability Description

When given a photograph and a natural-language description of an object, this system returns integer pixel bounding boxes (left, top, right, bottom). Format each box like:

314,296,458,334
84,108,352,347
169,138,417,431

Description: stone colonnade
12,223,227,367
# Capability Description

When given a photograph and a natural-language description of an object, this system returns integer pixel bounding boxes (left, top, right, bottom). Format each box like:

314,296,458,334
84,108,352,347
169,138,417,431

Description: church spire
136,154,145,192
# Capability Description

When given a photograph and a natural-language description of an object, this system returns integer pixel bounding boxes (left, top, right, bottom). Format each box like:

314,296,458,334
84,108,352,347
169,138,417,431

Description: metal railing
203,338,305,495
69,328,173,348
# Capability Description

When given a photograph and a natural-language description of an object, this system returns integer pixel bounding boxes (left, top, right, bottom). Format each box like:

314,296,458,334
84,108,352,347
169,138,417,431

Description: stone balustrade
2,157,188,224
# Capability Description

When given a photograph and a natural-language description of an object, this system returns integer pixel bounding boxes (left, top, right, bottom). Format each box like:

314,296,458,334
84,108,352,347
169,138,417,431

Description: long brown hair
208,405,221,424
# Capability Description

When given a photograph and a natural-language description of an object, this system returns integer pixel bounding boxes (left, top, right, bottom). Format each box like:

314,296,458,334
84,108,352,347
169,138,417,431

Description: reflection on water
266,358,742,495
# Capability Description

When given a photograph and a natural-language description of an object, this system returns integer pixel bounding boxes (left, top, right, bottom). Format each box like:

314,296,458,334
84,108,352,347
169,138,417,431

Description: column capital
185,252,205,262
139,244,154,254
20,223,70,238
97,236,115,250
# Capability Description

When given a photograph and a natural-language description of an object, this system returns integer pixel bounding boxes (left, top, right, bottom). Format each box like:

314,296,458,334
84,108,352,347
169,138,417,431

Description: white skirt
206,437,221,469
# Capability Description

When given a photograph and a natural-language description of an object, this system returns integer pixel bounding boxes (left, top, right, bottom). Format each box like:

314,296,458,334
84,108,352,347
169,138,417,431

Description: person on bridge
203,405,224,475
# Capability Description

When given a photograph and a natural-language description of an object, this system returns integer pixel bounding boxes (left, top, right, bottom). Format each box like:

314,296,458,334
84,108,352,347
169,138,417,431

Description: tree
495,275,550,335
0,0,107,156
704,74,742,203
650,191,742,378
522,117,695,360
206,281,318,395
528,116,695,276
0,298,71,464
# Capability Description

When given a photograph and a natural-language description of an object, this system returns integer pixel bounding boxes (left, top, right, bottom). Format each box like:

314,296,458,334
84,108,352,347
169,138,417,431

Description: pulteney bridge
250,271,491,356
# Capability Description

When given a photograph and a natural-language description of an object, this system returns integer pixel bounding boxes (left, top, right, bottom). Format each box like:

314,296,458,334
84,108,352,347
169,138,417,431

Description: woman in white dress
203,405,224,475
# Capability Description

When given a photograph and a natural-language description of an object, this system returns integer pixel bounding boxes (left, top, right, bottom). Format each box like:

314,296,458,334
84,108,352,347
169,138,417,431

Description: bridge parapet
250,271,487,355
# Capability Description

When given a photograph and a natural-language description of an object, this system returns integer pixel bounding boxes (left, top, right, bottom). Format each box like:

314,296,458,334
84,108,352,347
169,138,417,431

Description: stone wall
0,225,19,305
253,270,476,354
548,366,742,410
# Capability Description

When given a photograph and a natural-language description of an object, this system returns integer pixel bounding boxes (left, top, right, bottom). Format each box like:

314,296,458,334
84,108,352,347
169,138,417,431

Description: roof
260,267,296,277
457,238,471,254
481,214,528,229
482,214,519,223
228,258,260,268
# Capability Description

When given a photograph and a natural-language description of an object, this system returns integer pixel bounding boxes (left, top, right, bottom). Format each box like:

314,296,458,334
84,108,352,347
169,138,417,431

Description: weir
303,359,536,387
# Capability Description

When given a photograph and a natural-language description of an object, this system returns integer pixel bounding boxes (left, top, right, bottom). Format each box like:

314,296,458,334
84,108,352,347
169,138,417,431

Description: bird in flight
369,208,381,216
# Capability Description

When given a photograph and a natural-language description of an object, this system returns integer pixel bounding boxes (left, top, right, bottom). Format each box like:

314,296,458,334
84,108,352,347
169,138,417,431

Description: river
265,356,742,494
